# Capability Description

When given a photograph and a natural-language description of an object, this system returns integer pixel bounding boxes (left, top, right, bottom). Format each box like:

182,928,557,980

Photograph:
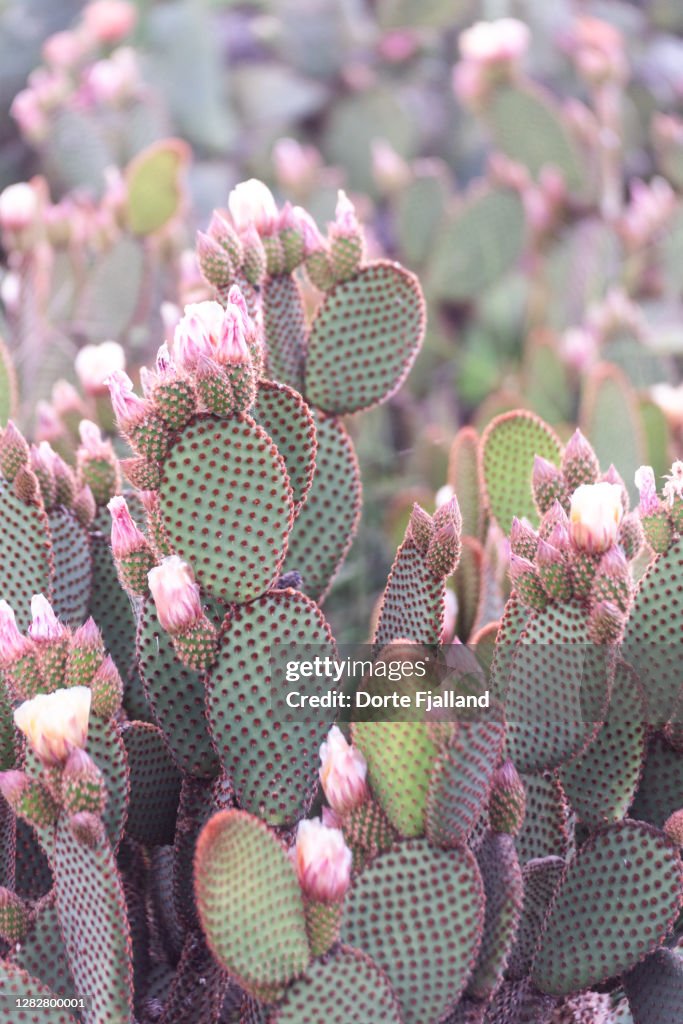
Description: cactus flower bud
588,599,625,644
89,655,123,718
533,456,567,515
82,0,137,44
29,594,65,642
147,556,203,635
634,466,660,517
291,206,325,256
106,370,149,430
61,747,106,816
30,443,57,508
489,760,526,836
561,428,599,490
408,502,434,554
459,18,530,65
510,516,538,560
75,341,125,396
569,483,623,553
0,420,30,481
663,809,683,847
509,554,547,611
536,538,572,602
0,182,39,233
319,726,368,816
426,496,463,578
107,496,148,560
0,601,32,667
14,686,91,766
197,230,234,288
228,179,278,235
291,817,352,904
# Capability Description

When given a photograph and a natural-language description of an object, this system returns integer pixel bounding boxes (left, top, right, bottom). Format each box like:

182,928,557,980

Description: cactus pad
0,481,53,630
623,948,683,1024
54,817,133,1022
507,856,565,980
205,589,336,825
466,833,523,1001
14,893,76,1000
88,510,139,690
252,380,317,514
48,508,92,628
137,597,220,778
283,414,361,602
304,261,426,415
448,426,483,540
85,716,130,852
122,723,182,846
481,412,562,532
342,838,485,1024
515,774,570,864
194,810,310,1001
630,732,683,827
531,821,683,995
262,274,307,392
0,961,78,1023
271,945,402,1024
373,539,446,649
158,415,294,603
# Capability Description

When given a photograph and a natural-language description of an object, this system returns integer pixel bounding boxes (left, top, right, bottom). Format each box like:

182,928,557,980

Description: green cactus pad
85,716,130,852
0,961,78,1023
515,774,571,864
53,817,133,1022
489,595,529,703
466,833,523,1001
453,537,484,642
373,538,447,650
448,426,483,540
426,721,506,848
506,601,611,772
14,893,76,1000
48,508,91,628
507,856,565,980
581,363,644,507
0,337,17,426
283,413,361,602
395,169,448,268
481,412,562,533
137,597,220,778
194,810,310,1001
622,536,683,725
205,589,336,825
271,945,402,1024
530,821,683,995
630,732,683,827
158,414,294,603
262,274,307,392
623,948,683,1024
88,510,142,709
427,186,526,302
304,261,425,415
14,820,52,901
122,723,182,846
559,662,646,827
342,838,485,1024
252,380,317,514
0,480,54,631
487,85,586,194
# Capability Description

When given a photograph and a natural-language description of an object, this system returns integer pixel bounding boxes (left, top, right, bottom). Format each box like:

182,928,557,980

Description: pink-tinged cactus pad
252,380,317,515
0,480,54,631
262,273,307,392
48,508,92,628
0,960,78,1023
122,722,182,846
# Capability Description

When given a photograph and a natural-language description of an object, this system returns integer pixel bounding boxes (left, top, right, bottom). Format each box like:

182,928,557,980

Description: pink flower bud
569,483,623,553
147,556,203,634
291,207,325,255
14,686,91,767
42,29,88,69
10,90,47,143
75,340,125,395
0,601,32,666
29,594,65,642
663,461,683,508
107,495,148,559
106,370,149,429
330,190,359,236
35,402,63,443
228,179,278,236
51,380,83,416
82,0,137,43
72,617,102,650
650,384,683,430
291,817,352,903
459,18,530,64
319,726,368,815
77,420,111,461
0,183,39,232
634,466,660,517
272,137,321,191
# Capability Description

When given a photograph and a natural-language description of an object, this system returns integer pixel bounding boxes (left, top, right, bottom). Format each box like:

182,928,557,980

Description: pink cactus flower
458,18,530,65
634,466,660,517
0,601,32,666
319,726,368,815
28,595,66,642
108,496,148,559
106,370,149,429
291,817,352,903
228,179,278,236
14,687,91,767
75,341,125,395
82,0,137,44
0,183,39,232
569,482,623,553
147,556,203,635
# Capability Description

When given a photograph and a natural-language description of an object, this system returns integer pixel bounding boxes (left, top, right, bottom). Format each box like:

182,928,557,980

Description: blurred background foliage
2,0,683,640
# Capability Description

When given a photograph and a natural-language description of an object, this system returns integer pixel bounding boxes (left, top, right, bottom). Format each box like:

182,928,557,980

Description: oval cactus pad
304,261,426,415
0,480,53,630
252,380,317,515
158,414,294,603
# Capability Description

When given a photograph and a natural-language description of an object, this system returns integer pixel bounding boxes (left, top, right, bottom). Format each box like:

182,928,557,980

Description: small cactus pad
481,412,562,532
373,540,447,649
122,722,182,846
505,601,611,772
342,838,485,1024
530,821,683,995
427,186,526,302
54,817,134,1022
581,364,644,507
48,508,92,628
622,536,683,724
137,597,220,778
88,509,139,688
304,261,426,415
194,810,310,1001
271,945,402,1024
262,274,307,392
0,961,78,1023
283,414,361,603
448,426,483,540
85,716,130,852
623,948,683,1024
507,856,565,980
252,380,317,514
158,415,294,603
426,722,506,848
466,833,524,1001
453,537,484,641
487,85,586,194
205,589,336,825
559,662,646,828
0,480,54,630
515,773,570,864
